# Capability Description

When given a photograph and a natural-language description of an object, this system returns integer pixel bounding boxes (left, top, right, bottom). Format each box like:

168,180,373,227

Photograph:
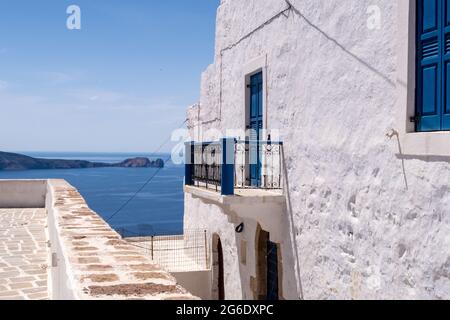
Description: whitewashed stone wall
185,0,450,300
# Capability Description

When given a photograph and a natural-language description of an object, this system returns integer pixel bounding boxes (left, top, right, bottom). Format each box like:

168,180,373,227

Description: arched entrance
212,234,225,300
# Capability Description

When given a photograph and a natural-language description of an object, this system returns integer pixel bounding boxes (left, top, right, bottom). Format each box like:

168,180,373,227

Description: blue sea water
0,152,184,237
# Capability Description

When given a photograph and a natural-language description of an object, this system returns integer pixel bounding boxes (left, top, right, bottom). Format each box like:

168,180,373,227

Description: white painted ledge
400,132,450,157
184,185,285,206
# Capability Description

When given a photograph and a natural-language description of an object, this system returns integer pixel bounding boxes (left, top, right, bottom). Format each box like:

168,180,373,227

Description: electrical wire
105,119,187,222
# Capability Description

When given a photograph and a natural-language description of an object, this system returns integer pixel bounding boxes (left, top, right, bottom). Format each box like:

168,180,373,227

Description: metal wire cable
106,119,187,222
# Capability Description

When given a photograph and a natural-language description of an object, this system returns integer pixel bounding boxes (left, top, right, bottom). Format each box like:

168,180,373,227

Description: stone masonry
0,208,49,300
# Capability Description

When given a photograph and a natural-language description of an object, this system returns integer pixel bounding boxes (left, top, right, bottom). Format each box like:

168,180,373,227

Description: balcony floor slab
184,185,284,204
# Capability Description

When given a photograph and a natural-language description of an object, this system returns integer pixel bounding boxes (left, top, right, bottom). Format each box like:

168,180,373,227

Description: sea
0,152,184,237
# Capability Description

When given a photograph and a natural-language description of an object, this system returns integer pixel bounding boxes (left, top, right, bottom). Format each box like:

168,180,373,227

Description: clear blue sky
0,0,219,152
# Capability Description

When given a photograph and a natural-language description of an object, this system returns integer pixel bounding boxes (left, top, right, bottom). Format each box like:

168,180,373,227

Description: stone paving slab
0,208,49,300
0,180,196,300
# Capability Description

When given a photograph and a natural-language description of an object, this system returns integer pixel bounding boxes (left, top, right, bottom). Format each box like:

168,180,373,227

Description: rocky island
0,151,164,171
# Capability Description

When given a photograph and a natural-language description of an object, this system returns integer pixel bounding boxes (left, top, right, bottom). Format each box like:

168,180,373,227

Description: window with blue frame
416,0,450,131
249,72,263,187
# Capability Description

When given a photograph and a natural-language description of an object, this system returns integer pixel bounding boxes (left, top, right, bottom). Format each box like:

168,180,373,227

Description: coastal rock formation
0,152,164,171
114,157,164,168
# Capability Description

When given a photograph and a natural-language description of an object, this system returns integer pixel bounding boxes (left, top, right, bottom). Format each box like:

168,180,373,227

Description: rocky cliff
0,152,164,171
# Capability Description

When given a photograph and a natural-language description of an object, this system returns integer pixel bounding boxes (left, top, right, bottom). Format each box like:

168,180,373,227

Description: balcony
184,138,286,239
185,138,284,196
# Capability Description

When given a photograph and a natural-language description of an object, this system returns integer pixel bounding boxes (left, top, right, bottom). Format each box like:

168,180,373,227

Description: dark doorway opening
217,237,225,300
255,226,279,300
267,240,279,300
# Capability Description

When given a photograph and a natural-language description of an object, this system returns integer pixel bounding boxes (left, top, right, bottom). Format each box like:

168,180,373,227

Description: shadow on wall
389,129,450,191
229,147,305,300
286,1,402,89
387,129,409,190
281,147,305,300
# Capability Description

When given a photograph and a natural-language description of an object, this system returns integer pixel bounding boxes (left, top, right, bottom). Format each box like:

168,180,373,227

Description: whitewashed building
183,0,450,300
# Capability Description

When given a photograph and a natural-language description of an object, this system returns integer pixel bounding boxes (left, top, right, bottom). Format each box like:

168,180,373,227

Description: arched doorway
212,234,225,300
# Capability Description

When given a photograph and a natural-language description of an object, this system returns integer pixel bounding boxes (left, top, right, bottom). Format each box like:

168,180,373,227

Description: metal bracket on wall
410,115,420,123
51,252,58,268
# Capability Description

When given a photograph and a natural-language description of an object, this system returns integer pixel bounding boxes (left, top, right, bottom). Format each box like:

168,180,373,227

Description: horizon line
4,150,175,154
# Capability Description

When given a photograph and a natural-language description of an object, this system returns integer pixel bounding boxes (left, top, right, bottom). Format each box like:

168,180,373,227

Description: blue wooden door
249,72,263,187
266,240,279,300
416,0,450,131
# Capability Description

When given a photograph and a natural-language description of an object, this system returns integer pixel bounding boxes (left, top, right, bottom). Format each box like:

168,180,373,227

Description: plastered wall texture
185,0,450,300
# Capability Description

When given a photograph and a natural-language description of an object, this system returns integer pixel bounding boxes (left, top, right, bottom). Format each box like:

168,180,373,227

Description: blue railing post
185,141,194,186
221,138,235,196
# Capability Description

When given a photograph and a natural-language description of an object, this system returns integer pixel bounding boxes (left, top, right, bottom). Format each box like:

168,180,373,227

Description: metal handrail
234,140,283,190
186,138,284,194
235,140,283,145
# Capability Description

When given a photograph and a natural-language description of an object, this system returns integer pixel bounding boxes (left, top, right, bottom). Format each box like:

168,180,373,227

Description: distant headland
0,151,164,171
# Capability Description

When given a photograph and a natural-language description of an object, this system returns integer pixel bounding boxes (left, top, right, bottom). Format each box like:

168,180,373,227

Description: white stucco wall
185,0,450,300
184,193,243,299
172,270,212,300
0,180,47,208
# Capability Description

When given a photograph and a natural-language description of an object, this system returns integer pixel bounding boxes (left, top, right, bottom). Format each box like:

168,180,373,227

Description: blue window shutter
442,0,450,129
417,0,442,131
249,72,263,187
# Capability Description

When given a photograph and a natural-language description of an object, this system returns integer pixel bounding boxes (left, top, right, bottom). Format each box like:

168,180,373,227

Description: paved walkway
0,208,49,300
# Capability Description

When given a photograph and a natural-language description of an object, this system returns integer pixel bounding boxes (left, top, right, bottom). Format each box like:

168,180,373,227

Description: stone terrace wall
46,180,196,300
0,180,47,208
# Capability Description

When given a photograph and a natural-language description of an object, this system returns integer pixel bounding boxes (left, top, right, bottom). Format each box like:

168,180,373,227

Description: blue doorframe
416,0,450,131
249,72,263,187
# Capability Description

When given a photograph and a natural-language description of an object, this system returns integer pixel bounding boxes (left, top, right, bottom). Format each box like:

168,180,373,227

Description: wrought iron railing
124,229,210,272
234,140,283,190
191,142,222,191
185,138,283,195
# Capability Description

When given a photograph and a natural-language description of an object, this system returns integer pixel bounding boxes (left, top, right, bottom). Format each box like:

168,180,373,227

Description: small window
416,0,450,131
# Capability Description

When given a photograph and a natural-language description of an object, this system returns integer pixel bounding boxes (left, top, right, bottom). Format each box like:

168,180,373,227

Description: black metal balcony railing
185,138,283,196
192,142,222,192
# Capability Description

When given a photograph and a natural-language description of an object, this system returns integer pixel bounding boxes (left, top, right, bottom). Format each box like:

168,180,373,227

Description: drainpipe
264,54,269,131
